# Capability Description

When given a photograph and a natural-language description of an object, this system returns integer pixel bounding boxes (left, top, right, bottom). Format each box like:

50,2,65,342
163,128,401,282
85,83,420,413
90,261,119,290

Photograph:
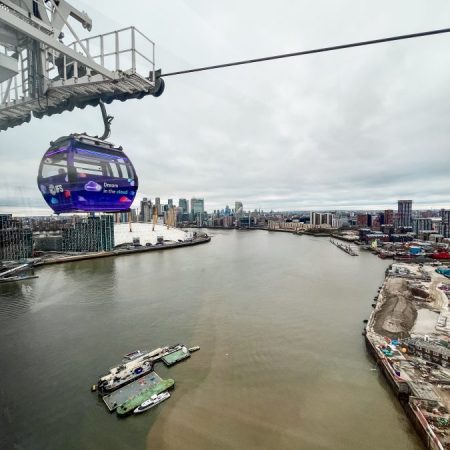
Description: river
0,230,422,449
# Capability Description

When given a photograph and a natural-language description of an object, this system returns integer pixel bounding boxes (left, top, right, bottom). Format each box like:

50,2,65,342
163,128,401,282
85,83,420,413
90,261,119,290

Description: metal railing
0,46,29,105
1,26,155,107
45,26,155,84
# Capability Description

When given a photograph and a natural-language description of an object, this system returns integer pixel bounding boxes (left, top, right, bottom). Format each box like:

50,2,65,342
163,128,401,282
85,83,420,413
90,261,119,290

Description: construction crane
0,0,164,131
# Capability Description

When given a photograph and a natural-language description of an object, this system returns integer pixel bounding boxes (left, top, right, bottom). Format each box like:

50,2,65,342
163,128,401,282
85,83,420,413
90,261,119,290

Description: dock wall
35,236,211,266
365,280,444,450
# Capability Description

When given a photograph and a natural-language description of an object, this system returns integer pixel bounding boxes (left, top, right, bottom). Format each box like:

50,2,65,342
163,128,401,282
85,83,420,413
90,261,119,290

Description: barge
117,378,175,416
97,344,190,394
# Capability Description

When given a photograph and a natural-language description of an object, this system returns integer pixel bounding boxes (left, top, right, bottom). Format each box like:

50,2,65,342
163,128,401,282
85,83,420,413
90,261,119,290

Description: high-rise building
413,218,433,235
178,198,188,213
155,197,161,215
384,209,394,226
440,209,450,238
397,200,413,228
139,198,152,222
310,212,334,226
168,199,173,208
191,198,204,218
235,201,243,214
62,215,114,252
371,215,381,231
0,214,33,261
356,214,369,227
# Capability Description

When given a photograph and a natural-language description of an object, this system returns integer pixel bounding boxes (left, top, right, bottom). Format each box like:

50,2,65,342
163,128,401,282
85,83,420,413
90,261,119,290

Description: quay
365,263,450,449
33,235,211,267
329,239,358,256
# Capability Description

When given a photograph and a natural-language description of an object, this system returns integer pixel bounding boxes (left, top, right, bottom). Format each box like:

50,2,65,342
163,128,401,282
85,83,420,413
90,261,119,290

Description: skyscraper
155,197,161,215
235,201,243,213
397,200,413,228
178,198,188,213
190,198,204,218
139,197,152,222
440,209,450,238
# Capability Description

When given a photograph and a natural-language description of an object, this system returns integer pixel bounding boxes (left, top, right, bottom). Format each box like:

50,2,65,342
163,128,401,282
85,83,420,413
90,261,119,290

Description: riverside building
62,215,114,252
0,214,33,261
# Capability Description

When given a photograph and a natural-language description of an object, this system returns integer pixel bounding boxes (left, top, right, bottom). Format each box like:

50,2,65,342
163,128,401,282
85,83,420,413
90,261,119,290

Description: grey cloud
1,0,450,212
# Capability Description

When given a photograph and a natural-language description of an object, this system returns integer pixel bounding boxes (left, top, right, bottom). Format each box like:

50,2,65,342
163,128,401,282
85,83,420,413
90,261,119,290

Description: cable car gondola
37,133,138,214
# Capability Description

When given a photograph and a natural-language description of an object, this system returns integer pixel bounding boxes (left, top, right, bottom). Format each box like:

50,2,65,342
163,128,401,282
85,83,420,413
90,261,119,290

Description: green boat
116,379,175,416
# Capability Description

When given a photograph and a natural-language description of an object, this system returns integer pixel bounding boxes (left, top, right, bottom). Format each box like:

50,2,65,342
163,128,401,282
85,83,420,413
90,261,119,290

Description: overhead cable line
161,27,450,77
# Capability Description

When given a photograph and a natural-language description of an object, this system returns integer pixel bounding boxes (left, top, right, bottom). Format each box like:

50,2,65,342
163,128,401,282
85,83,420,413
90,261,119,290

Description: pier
329,239,358,256
103,372,163,412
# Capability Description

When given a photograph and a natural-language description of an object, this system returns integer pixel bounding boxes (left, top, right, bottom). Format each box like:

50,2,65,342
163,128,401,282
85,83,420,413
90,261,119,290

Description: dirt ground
372,277,418,339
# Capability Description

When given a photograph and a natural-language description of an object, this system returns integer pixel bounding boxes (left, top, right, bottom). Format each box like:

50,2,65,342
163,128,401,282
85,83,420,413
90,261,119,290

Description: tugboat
133,392,171,414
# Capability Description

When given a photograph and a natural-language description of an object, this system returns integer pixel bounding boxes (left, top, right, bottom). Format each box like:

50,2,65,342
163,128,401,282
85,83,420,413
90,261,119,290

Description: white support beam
0,8,116,80
0,53,18,83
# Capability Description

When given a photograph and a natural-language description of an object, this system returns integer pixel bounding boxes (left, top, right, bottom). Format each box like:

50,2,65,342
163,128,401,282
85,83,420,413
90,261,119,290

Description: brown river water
0,230,422,449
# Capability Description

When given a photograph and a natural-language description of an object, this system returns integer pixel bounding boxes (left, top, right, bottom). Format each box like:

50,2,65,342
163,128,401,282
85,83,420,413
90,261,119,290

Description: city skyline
2,0,450,212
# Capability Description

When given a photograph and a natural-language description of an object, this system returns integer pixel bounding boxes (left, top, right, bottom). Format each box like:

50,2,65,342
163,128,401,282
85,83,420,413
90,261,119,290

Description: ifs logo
48,184,63,196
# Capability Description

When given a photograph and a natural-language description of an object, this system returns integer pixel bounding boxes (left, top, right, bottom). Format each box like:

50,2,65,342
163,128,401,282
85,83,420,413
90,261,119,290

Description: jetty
329,239,358,256
95,343,199,416
0,263,38,283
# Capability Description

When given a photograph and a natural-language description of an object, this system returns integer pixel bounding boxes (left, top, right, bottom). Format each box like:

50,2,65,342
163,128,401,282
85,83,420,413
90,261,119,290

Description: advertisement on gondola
37,136,138,213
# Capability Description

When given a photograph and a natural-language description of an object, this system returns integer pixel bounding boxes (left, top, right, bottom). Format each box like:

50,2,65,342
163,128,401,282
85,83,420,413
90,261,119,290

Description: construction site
366,263,450,449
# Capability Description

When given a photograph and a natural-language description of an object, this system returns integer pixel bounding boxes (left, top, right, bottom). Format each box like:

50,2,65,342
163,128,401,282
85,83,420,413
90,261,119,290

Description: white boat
188,346,200,352
133,392,171,414
122,350,147,362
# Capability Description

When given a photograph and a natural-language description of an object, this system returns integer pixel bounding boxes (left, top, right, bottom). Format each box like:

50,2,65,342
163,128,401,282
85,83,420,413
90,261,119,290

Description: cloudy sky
1,0,450,213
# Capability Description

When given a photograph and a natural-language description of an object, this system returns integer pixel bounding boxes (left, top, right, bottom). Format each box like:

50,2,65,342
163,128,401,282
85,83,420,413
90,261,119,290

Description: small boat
188,346,200,352
122,350,147,362
133,392,170,414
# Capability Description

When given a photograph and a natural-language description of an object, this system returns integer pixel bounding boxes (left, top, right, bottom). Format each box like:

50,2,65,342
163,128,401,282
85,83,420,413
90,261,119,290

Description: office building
155,197,161,215
139,198,152,222
178,198,188,213
191,198,205,219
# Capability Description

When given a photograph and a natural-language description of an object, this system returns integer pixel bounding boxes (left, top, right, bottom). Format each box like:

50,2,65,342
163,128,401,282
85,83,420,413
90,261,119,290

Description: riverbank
34,236,211,267
0,230,421,450
365,263,450,449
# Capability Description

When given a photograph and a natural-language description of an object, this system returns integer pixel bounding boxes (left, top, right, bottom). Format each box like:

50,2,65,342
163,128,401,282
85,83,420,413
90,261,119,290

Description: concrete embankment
34,236,211,267
365,264,450,449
